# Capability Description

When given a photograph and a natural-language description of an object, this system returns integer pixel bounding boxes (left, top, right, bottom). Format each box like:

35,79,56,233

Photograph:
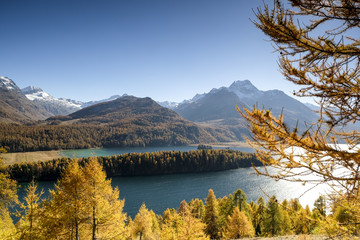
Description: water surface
18,167,327,218
59,145,254,158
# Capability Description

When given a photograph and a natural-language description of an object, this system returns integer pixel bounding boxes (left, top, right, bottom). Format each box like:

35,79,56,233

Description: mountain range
21,86,128,116
0,76,318,149
173,80,318,130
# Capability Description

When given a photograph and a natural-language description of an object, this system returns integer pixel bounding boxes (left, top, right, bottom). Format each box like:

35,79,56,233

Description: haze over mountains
173,80,318,130
0,76,318,145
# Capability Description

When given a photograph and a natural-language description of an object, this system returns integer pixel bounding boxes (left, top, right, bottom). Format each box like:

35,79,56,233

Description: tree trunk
92,206,97,240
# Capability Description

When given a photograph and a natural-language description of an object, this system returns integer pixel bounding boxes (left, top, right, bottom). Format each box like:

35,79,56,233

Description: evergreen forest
0,122,234,152
5,149,260,181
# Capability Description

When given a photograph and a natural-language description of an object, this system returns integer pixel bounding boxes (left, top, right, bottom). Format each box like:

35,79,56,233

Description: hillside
22,86,82,115
0,77,51,123
65,96,181,124
0,96,237,152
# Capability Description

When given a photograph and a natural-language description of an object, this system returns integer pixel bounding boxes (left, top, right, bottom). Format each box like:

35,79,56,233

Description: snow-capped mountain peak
157,101,179,109
22,86,44,94
228,80,262,99
22,86,52,101
21,86,83,115
0,76,19,91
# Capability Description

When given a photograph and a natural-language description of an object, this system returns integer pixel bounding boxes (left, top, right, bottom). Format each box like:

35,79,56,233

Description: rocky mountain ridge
1,76,318,137
0,77,52,123
173,80,318,132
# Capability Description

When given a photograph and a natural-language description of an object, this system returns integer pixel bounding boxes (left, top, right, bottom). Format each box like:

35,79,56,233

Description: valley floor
1,150,61,165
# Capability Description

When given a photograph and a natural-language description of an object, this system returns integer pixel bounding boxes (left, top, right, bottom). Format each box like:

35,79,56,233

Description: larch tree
188,198,205,220
0,150,17,239
82,158,126,240
42,160,88,239
222,207,255,239
279,199,293,235
217,196,234,231
16,181,44,240
177,200,208,240
133,203,159,240
41,159,127,239
241,0,360,232
160,209,181,240
313,195,326,217
263,196,283,236
232,189,248,212
254,197,266,236
204,189,219,239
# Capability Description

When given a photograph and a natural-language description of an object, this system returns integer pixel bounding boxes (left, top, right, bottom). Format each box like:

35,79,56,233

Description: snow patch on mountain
157,101,179,109
228,80,262,100
22,86,52,101
81,95,123,108
22,86,83,109
0,76,19,91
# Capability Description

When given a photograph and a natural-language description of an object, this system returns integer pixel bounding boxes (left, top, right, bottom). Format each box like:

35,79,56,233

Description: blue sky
1,0,305,103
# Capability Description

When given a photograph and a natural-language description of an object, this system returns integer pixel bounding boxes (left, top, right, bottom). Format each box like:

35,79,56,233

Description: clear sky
1,0,306,103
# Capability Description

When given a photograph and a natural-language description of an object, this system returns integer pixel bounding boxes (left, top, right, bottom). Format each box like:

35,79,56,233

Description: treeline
1,158,353,239
0,122,237,153
0,122,213,152
6,149,261,182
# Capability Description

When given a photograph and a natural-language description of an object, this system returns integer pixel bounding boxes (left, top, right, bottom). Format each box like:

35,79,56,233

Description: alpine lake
17,146,328,218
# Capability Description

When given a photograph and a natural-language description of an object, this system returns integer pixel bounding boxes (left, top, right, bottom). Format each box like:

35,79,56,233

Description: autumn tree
253,197,266,236
217,196,234,231
177,200,208,240
160,209,182,240
263,196,283,236
294,205,313,234
41,159,126,239
279,199,293,235
188,198,205,220
0,151,17,239
313,195,326,217
133,203,159,240
222,207,255,239
41,160,88,239
16,181,44,240
204,189,220,239
82,158,126,239
241,0,360,232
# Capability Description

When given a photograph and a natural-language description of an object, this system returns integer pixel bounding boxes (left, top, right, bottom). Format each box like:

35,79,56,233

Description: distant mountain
174,80,318,132
157,101,179,110
305,102,319,111
81,94,126,108
22,86,82,115
64,95,180,124
45,95,237,146
157,93,208,110
0,76,52,123
176,88,243,122
22,85,129,115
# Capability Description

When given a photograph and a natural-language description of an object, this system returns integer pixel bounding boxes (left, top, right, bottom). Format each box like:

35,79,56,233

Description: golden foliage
222,207,255,238
243,0,360,235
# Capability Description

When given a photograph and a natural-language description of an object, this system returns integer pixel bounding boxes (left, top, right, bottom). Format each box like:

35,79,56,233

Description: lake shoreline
1,150,62,165
1,142,251,165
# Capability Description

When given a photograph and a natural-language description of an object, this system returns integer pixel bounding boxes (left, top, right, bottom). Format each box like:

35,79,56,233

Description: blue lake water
59,145,255,158
18,146,327,218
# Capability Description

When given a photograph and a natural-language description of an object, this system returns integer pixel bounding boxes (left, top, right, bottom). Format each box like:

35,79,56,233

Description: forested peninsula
5,149,260,182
